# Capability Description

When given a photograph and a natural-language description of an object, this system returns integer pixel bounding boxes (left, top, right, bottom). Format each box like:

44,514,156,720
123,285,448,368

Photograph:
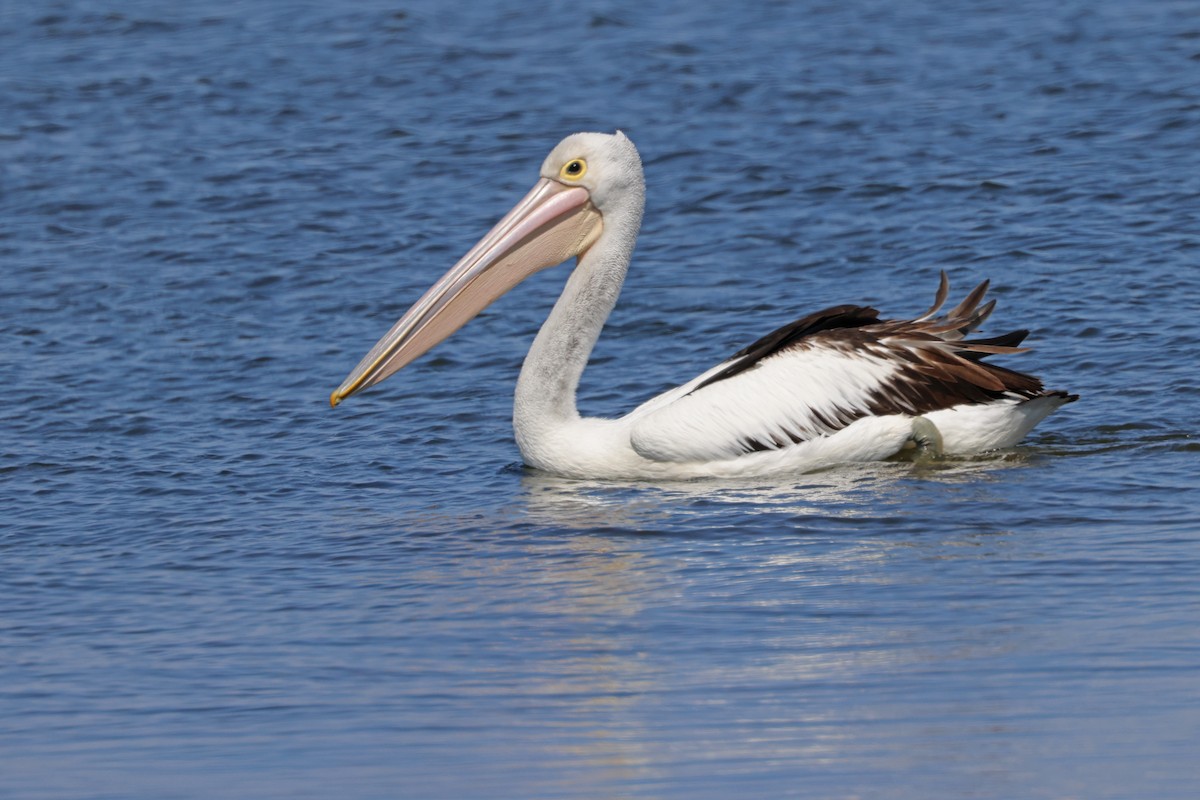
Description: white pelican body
332,132,1075,479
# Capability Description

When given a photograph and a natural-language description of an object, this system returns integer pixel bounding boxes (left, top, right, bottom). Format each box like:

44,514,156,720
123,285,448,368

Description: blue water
3,1,1199,797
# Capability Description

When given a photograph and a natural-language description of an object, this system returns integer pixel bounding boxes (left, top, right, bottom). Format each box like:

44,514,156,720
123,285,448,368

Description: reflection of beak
331,179,603,407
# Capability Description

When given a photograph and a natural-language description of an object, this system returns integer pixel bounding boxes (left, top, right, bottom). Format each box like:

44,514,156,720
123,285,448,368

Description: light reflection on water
516,453,1035,529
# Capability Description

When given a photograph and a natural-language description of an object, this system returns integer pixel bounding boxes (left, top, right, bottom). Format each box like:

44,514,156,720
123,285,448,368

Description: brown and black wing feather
631,273,1074,462
690,272,1066,445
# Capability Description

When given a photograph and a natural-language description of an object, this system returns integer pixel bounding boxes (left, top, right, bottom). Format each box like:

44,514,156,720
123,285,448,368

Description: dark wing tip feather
913,270,950,321
947,279,991,320
969,298,997,330
957,328,1031,362
967,329,1030,349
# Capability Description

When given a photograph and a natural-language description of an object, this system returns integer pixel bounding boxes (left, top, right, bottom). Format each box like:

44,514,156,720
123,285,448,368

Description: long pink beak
331,178,602,407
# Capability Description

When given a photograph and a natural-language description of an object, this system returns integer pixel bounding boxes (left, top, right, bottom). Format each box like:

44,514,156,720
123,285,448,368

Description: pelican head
330,131,642,407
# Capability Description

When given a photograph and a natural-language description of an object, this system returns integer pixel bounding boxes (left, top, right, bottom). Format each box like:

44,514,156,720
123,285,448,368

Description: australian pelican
331,132,1075,479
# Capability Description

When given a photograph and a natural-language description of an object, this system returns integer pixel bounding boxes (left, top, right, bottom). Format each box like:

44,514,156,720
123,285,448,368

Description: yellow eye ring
559,158,587,180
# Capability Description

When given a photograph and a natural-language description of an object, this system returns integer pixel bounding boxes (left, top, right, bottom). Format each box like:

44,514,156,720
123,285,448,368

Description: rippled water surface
4,1,1199,798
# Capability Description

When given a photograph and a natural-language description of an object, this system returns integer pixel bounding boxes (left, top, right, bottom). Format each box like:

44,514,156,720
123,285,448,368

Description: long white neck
513,191,643,467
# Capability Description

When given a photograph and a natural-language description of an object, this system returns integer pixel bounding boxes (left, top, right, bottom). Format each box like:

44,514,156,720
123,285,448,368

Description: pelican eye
559,158,587,180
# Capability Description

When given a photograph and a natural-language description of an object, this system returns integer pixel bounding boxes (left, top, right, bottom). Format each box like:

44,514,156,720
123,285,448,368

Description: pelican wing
628,275,1043,463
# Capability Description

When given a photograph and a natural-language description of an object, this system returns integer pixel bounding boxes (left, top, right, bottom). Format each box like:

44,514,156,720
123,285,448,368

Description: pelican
331,131,1075,479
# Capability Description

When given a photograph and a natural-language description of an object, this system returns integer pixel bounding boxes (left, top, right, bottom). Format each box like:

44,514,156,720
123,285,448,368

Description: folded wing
628,273,1044,463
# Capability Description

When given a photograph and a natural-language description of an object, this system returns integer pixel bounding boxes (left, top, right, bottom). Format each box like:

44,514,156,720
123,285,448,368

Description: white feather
925,394,1070,454
628,347,901,462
